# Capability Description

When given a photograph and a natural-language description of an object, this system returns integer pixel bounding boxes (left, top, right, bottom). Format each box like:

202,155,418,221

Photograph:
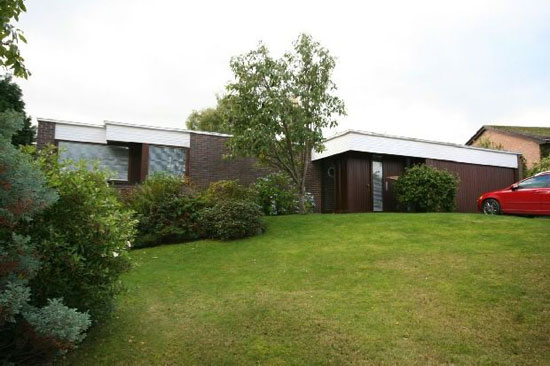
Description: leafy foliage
224,33,345,212
124,173,203,248
27,145,137,319
0,112,89,364
200,199,263,240
527,155,550,177
202,179,253,205
0,0,30,78
24,298,92,353
394,164,459,212
186,97,232,134
253,173,300,215
199,180,263,240
0,74,34,145
476,138,504,150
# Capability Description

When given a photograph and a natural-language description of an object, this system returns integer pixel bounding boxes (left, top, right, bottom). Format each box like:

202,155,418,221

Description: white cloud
15,0,550,143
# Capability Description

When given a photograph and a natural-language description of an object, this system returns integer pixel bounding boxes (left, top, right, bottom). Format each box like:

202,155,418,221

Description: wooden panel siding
382,157,406,212
345,152,371,213
426,159,517,213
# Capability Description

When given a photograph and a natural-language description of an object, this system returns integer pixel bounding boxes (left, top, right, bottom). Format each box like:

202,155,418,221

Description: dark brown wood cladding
382,157,405,212
127,143,143,184
321,159,336,212
346,153,371,212
426,159,517,212
140,143,149,182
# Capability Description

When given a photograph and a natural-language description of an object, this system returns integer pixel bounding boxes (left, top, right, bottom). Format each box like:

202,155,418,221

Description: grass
63,213,550,365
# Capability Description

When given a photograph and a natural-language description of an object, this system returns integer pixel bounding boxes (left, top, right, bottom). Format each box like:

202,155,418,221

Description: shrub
253,173,299,215
0,112,90,364
394,164,459,212
200,199,264,240
202,179,253,205
252,173,316,215
124,173,203,248
199,180,263,240
527,155,550,177
27,145,137,319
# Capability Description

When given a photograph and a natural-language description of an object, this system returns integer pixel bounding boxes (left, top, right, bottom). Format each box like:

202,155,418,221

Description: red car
477,171,550,215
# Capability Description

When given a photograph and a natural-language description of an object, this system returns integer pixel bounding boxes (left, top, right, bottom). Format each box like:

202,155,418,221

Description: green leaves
224,33,345,212
394,164,459,212
0,0,30,78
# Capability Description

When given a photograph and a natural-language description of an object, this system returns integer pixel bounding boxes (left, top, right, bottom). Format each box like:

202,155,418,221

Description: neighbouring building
37,119,521,214
466,125,550,169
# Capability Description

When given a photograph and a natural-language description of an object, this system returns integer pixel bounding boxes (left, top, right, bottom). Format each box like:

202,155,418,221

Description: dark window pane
149,145,186,176
59,141,129,181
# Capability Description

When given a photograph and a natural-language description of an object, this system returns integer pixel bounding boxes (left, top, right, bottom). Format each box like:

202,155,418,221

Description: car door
537,175,550,214
500,175,548,214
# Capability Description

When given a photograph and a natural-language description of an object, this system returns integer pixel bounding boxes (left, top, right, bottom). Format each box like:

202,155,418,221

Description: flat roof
324,129,521,156
37,117,232,137
312,129,520,169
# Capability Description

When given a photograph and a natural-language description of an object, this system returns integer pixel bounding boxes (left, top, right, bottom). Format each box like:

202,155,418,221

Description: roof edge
322,129,522,156
37,117,233,137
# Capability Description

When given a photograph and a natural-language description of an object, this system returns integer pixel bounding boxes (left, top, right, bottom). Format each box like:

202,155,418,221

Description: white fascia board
54,122,107,144
312,130,520,169
105,122,190,148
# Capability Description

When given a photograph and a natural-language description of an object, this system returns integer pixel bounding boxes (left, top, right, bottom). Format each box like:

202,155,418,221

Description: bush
200,199,264,240
253,173,299,215
27,145,137,320
1,112,90,364
527,155,550,177
202,179,253,205
124,174,203,248
199,180,263,240
252,173,316,215
394,164,459,212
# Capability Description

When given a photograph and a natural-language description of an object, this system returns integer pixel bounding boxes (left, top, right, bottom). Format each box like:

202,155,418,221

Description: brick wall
472,130,541,169
188,133,270,187
36,120,55,149
306,160,322,213
188,132,323,212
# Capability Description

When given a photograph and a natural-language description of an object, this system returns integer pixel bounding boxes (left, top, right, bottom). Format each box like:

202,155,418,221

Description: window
518,175,550,189
372,160,383,211
58,141,129,181
148,145,186,176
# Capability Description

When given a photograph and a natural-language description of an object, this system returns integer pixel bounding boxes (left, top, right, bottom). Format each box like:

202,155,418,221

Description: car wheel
482,199,501,215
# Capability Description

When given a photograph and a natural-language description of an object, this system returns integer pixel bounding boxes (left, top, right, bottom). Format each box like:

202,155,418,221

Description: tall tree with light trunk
224,34,346,213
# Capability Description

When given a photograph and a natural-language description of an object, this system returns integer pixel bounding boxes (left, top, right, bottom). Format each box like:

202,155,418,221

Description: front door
345,155,371,212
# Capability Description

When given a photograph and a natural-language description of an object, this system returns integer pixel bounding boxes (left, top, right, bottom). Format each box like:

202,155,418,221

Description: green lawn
63,214,550,365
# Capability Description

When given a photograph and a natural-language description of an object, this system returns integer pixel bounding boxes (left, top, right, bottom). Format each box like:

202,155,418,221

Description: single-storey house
466,125,550,169
312,130,521,213
37,119,521,214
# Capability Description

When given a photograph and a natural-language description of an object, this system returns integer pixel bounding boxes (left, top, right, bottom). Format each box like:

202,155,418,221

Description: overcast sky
14,0,550,143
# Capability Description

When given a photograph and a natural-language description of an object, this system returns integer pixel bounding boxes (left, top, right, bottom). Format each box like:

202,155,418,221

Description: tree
224,34,346,212
0,74,34,145
185,97,232,134
0,0,30,78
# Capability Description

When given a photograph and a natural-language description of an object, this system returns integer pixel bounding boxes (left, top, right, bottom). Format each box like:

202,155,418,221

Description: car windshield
518,174,550,189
